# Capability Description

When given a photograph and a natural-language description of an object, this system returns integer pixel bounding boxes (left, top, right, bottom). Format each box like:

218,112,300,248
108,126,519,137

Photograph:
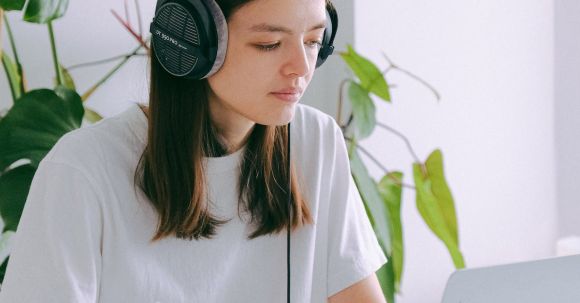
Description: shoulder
293,103,342,141
43,104,145,175
292,103,347,184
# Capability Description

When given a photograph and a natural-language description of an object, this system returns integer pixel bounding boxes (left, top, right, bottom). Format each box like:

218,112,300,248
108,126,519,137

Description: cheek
216,49,273,89
207,65,268,107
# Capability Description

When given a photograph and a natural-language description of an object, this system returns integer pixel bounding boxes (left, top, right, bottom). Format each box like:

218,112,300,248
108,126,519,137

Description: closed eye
307,40,323,48
255,43,281,52
255,40,323,52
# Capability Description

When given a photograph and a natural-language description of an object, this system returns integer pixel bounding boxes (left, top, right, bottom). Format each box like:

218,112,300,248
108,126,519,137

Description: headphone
149,1,338,302
149,0,338,79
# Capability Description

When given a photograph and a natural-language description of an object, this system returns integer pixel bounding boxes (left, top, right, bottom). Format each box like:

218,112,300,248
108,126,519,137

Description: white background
355,0,558,302
1,0,579,302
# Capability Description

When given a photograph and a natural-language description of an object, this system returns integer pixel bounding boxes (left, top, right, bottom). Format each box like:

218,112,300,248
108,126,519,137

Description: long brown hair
135,0,316,242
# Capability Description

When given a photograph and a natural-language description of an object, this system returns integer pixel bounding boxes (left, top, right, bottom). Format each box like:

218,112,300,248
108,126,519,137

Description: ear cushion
316,4,338,68
200,0,228,78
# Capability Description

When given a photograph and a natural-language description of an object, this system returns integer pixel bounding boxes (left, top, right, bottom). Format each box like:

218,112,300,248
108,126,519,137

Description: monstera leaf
0,86,83,171
0,86,83,279
0,165,34,232
0,0,69,22
23,0,70,23
0,0,26,11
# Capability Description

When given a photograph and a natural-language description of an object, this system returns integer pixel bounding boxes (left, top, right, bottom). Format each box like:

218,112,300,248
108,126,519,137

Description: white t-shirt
0,103,387,303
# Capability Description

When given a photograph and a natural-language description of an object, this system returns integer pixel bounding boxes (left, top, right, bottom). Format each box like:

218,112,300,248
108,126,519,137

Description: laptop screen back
440,254,580,303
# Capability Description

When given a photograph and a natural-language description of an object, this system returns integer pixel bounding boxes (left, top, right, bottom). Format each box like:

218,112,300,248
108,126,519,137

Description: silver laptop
440,254,580,303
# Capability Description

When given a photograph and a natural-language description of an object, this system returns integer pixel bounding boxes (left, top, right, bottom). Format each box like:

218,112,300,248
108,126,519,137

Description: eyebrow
249,22,326,34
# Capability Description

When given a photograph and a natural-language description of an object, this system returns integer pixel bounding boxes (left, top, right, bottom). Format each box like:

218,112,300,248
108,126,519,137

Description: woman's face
207,0,327,129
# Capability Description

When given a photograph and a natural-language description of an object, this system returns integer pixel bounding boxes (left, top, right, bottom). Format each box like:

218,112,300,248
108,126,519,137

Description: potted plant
338,46,465,301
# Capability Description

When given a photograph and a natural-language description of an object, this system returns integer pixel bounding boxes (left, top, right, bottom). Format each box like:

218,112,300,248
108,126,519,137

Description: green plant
0,2,465,302
338,46,465,302
0,0,148,280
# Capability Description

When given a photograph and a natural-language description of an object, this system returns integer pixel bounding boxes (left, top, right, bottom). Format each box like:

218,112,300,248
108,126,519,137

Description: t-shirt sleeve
326,122,388,298
0,160,103,303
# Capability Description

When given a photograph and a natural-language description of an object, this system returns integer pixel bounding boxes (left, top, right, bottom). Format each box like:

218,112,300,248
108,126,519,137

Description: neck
138,104,254,155
207,93,256,155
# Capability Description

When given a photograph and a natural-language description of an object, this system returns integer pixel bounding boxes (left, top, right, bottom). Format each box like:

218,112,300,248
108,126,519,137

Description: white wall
555,0,580,238
354,0,557,302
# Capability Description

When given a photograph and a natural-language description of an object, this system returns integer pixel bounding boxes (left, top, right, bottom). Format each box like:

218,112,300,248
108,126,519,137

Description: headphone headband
150,0,339,79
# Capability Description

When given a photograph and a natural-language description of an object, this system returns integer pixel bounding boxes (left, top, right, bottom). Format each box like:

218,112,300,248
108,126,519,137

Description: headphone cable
287,123,292,303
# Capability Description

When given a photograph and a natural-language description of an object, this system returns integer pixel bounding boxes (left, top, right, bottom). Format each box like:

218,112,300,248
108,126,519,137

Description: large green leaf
23,0,69,23
0,0,25,11
0,230,14,265
0,230,13,284
376,258,395,303
0,86,83,171
1,51,22,101
0,164,34,232
340,45,391,102
349,145,392,255
378,172,404,292
413,149,465,268
348,81,376,140
0,256,8,284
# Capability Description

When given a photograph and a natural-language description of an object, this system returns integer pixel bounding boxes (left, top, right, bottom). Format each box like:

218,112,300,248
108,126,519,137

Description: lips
271,87,303,94
270,87,303,102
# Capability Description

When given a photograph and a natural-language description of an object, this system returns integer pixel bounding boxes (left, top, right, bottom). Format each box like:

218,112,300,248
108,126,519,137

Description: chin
258,119,292,127
256,107,295,126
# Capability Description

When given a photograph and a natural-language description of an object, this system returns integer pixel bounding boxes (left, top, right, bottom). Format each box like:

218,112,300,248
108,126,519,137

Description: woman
0,0,387,302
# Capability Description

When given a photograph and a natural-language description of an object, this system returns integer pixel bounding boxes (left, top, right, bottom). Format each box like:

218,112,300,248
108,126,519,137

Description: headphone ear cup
315,43,334,68
150,0,211,78
315,5,338,69
316,45,334,68
150,0,226,79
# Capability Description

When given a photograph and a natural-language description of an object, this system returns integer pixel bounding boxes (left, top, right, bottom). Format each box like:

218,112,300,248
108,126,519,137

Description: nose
281,42,311,78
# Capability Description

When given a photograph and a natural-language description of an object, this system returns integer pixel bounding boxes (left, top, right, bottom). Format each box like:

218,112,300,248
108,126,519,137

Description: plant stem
0,10,13,102
67,52,147,71
356,142,392,174
3,12,25,94
337,79,349,125
376,122,421,164
4,13,19,67
342,113,354,131
111,10,150,51
81,44,144,101
358,144,416,189
345,137,416,190
124,0,130,25
382,52,440,101
0,10,4,59
1,55,17,103
47,21,64,86
134,0,143,38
